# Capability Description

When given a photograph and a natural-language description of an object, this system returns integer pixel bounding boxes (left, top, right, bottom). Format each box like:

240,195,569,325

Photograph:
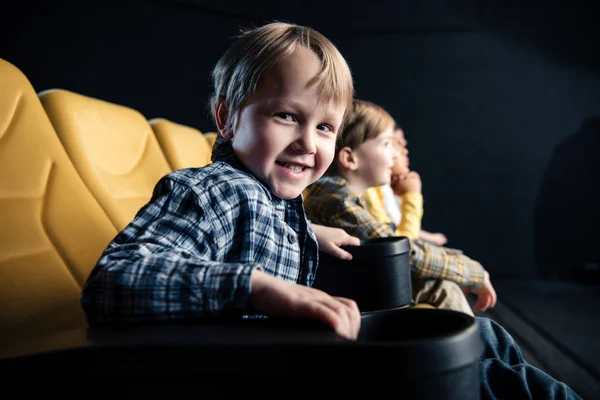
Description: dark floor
473,278,600,400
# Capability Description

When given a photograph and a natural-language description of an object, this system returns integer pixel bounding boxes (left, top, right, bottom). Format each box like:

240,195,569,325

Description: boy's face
394,128,407,147
224,47,345,199
392,128,410,176
352,127,398,188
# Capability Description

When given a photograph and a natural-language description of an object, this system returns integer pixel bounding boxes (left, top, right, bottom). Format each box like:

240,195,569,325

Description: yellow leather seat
39,90,172,231
0,59,117,342
149,118,212,170
204,132,218,150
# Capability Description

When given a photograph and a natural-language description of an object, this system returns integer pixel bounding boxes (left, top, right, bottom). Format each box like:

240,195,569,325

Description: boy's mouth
276,161,309,173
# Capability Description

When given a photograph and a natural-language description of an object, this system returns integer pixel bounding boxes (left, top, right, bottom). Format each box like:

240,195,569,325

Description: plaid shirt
304,175,485,289
81,139,318,324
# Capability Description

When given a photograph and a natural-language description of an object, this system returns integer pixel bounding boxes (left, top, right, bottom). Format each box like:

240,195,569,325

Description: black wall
2,0,599,280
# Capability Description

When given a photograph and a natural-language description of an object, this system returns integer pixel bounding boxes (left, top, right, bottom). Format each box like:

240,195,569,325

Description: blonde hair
328,99,396,174
209,21,354,133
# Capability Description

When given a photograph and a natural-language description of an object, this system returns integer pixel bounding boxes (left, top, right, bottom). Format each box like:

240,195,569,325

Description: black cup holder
356,307,484,400
359,307,474,342
314,236,412,312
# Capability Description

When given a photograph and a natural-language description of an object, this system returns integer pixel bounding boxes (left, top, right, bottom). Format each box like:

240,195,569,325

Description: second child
304,99,497,315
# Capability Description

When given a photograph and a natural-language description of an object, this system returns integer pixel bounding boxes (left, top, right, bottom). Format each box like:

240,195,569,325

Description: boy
80,22,580,398
81,21,361,340
304,99,496,316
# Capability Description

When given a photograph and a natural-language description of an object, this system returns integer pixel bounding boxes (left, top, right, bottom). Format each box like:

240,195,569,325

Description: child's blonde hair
327,99,396,174
209,21,354,134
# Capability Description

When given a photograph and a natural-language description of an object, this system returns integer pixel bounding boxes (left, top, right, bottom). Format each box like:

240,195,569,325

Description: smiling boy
81,22,361,339
79,23,582,398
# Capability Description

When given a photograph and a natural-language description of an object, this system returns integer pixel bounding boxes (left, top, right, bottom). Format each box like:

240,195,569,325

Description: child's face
227,47,345,199
394,128,407,147
352,127,398,188
392,128,410,176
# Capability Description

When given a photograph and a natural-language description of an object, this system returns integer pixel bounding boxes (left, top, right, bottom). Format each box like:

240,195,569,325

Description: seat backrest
39,90,172,231
0,59,117,342
204,132,218,150
150,118,212,170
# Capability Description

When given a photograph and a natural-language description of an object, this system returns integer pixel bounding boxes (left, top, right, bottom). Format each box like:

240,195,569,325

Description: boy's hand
464,271,497,313
427,233,448,246
392,171,422,196
251,270,361,340
311,224,360,260
419,230,448,246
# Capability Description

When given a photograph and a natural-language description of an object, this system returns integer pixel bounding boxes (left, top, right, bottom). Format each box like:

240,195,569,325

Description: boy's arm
329,198,396,240
395,191,423,239
82,178,362,339
81,180,258,325
409,240,486,289
250,269,360,339
364,185,423,240
390,171,423,239
364,187,393,225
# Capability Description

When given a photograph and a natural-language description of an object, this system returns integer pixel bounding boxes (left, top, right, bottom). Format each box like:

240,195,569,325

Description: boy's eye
276,113,296,121
318,124,334,133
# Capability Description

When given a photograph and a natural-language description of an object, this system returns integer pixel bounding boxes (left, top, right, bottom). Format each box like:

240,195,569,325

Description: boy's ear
338,147,359,171
214,99,233,140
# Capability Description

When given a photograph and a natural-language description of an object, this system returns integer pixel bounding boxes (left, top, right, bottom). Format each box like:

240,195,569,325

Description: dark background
2,0,599,281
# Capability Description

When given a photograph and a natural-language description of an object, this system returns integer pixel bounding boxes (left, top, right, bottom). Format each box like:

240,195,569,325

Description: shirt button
288,233,297,244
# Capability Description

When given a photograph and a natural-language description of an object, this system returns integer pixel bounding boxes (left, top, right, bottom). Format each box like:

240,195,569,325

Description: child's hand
251,270,361,340
311,224,360,260
428,233,448,246
464,271,497,313
419,230,448,246
392,171,422,196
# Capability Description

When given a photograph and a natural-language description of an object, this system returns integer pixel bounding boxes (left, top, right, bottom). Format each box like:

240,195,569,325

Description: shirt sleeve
364,187,423,240
409,239,485,289
394,192,423,239
364,187,393,225
330,197,396,239
80,177,261,325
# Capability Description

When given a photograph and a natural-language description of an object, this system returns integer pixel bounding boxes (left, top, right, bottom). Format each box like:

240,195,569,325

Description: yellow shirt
364,186,424,240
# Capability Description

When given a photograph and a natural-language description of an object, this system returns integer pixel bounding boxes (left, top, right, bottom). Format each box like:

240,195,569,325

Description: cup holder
356,307,484,400
314,236,413,312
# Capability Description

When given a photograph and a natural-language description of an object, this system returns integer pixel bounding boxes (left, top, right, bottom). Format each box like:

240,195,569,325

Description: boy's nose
293,129,317,154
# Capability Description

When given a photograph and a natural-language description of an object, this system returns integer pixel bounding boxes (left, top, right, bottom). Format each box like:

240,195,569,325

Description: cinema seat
39,90,172,231
0,58,117,342
149,118,212,170
205,132,218,150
